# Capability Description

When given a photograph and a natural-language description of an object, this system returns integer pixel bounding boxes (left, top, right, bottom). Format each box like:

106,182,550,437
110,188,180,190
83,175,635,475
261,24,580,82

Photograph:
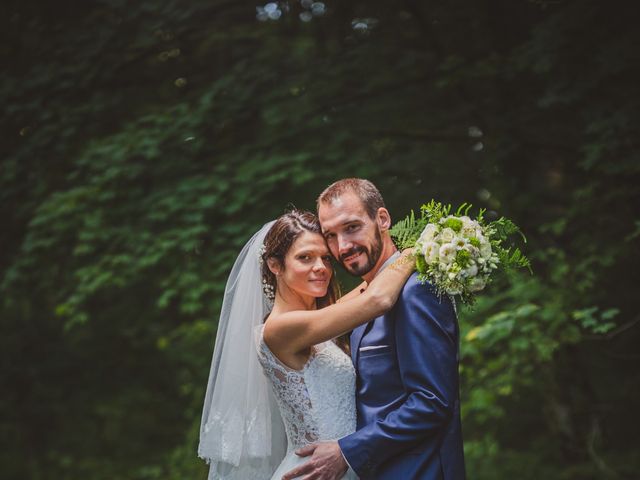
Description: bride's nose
312,258,326,272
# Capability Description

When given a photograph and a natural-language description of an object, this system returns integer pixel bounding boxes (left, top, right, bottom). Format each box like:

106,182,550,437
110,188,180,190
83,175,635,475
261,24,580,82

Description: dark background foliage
1,0,638,478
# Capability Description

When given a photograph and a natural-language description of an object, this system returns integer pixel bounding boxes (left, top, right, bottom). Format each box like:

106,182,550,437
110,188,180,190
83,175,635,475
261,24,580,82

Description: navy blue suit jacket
338,273,465,479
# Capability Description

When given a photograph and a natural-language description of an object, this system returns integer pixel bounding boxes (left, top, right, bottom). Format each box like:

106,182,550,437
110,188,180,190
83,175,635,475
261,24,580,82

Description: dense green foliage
2,1,638,478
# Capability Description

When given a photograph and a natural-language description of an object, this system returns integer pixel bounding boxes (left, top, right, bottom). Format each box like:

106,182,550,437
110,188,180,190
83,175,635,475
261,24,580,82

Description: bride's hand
401,247,416,262
389,247,416,272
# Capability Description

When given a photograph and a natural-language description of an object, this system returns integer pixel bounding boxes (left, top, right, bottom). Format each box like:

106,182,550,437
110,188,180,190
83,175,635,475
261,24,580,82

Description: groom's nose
337,235,352,256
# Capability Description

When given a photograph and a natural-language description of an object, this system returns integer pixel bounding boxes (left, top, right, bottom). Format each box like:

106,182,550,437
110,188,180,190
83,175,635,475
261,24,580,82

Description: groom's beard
339,228,383,277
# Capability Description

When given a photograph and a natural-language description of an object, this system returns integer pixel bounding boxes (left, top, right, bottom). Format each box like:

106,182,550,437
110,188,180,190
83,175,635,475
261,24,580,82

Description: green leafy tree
1,1,638,478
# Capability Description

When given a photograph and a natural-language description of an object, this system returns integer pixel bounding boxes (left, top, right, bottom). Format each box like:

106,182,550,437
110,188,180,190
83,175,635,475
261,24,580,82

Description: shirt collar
374,251,401,278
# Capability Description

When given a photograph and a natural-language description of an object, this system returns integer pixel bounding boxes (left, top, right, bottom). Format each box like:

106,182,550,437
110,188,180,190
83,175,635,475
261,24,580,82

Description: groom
283,178,465,479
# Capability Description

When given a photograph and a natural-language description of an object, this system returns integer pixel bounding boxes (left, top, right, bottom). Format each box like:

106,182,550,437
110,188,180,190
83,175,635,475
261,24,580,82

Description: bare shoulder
263,310,312,349
262,314,311,370
262,314,284,350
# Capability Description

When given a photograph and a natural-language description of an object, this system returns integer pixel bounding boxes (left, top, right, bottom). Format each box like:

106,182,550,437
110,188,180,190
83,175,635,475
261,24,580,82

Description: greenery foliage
1,1,639,479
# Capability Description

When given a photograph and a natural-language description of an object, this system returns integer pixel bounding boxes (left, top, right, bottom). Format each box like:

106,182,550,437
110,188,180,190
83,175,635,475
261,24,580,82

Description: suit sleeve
338,276,459,477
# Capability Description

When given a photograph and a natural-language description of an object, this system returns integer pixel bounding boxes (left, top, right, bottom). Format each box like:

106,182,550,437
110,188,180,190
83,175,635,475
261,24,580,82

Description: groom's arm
338,277,459,477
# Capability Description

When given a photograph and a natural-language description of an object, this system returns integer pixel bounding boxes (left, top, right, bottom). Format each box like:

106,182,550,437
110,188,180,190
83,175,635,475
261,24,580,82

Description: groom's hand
281,441,348,480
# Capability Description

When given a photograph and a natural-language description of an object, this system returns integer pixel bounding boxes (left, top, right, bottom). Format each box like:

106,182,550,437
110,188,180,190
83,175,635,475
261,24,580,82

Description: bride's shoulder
261,315,292,359
262,315,279,346
261,310,304,349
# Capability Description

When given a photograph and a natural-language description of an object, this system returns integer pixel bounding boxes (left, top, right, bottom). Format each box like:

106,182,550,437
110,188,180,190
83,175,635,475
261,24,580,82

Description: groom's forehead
319,196,368,230
319,192,366,214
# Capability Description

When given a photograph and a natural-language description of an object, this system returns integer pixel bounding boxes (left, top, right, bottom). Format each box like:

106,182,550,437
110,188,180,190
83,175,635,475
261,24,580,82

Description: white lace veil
198,221,286,479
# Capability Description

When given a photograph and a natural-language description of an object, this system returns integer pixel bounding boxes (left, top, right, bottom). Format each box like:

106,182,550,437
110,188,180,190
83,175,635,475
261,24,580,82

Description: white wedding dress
256,325,359,479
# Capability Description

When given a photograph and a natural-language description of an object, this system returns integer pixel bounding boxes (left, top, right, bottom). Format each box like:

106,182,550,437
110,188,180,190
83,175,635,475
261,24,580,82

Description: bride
198,210,414,479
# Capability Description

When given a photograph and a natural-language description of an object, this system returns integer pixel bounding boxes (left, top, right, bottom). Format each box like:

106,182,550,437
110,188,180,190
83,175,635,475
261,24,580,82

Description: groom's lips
343,251,364,264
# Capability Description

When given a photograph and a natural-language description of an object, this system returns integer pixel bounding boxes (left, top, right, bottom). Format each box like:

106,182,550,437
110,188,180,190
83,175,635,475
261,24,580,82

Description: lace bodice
256,326,357,452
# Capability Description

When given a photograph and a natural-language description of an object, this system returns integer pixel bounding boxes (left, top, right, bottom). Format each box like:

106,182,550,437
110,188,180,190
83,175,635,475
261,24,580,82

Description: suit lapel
350,253,400,368
350,322,369,367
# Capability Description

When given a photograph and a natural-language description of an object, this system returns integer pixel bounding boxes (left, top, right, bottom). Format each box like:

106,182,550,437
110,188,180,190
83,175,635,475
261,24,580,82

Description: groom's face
318,192,383,277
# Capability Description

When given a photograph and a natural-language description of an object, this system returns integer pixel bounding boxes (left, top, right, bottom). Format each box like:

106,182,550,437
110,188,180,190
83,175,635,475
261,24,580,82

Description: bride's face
278,231,333,299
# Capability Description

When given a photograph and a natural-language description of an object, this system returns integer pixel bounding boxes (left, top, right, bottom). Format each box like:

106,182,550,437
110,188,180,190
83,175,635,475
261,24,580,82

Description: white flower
469,277,486,292
447,285,462,295
480,241,492,259
460,216,474,229
418,224,439,244
464,244,480,258
464,263,478,277
438,228,456,243
461,224,477,237
421,241,440,263
439,243,456,263
460,216,479,235
453,236,467,249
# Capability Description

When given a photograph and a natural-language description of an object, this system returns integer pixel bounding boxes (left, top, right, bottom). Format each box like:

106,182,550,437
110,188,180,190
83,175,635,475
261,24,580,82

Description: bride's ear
267,258,282,277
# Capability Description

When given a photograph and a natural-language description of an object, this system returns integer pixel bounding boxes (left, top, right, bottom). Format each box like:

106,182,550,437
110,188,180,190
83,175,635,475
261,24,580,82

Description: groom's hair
316,178,385,220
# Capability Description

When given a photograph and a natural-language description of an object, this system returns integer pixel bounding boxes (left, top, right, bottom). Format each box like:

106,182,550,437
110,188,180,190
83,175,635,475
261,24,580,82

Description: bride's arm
336,281,368,303
264,250,415,354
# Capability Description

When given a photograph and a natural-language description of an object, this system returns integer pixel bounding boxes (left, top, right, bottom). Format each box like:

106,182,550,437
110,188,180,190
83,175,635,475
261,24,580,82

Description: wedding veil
198,221,286,479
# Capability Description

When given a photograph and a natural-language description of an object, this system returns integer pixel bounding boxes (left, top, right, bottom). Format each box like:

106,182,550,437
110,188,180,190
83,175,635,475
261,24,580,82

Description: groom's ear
376,207,392,231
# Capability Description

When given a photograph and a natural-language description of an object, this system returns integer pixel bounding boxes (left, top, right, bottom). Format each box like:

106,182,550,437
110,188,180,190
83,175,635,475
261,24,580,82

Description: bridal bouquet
390,200,531,304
